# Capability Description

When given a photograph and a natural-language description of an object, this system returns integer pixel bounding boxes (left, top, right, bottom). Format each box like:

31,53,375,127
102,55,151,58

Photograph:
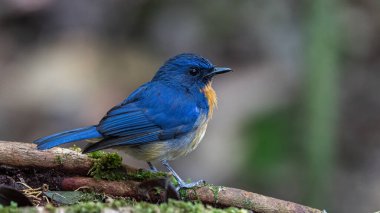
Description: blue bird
34,53,232,189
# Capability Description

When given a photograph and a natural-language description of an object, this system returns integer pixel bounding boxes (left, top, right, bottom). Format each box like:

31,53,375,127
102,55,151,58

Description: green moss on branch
87,151,167,181
1,199,248,213
87,151,126,181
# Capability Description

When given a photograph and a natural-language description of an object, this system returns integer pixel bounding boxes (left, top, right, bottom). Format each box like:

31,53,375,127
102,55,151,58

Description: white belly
120,116,209,161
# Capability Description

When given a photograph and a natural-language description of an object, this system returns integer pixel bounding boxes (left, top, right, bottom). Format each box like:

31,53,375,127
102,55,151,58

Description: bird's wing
83,82,200,153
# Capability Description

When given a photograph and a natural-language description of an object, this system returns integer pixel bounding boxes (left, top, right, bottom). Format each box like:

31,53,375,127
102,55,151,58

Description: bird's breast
188,114,208,152
165,114,209,160
201,82,217,118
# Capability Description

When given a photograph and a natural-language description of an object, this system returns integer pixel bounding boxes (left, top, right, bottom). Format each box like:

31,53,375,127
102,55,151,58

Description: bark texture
0,141,323,213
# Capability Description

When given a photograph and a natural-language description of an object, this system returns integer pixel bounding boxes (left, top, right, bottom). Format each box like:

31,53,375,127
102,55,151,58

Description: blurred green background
0,0,379,212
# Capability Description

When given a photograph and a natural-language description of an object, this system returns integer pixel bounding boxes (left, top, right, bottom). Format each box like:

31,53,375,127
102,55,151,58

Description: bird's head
152,53,232,90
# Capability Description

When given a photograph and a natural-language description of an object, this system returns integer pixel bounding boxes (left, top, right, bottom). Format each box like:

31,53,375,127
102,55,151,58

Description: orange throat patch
201,82,217,118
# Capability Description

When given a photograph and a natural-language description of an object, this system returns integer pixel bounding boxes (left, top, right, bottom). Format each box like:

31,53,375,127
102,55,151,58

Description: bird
34,53,232,189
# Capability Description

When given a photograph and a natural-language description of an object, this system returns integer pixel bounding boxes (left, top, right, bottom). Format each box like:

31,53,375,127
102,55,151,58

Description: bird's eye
189,68,200,76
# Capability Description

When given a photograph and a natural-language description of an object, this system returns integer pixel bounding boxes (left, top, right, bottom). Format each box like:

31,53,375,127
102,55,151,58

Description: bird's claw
176,179,206,191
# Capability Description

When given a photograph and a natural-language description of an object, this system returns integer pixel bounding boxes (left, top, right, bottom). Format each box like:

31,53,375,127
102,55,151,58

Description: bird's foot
160,160,205,191
147,161,159,172
176,179,206,190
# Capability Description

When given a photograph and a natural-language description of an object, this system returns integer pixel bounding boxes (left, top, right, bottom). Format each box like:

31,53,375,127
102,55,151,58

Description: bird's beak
206,67,232,77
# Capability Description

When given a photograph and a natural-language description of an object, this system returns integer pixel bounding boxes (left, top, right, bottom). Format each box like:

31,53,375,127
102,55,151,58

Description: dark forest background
0,1,379,212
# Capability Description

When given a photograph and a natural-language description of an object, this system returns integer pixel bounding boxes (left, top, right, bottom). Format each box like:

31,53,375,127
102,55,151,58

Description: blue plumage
35,126,101,150
34,53,232,189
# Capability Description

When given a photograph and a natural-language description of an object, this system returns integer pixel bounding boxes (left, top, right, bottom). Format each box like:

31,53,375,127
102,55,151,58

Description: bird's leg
161,160,205,190
147,161,158,172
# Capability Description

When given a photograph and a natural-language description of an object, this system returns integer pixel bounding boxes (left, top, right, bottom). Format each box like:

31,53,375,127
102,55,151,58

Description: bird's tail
34,126,102,150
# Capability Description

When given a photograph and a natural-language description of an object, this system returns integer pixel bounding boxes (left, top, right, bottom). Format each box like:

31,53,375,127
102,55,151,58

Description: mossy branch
0,141,137,175
0,141,323,213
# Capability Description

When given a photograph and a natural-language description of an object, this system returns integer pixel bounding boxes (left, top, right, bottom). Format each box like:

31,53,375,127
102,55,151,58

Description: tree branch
0,141,323,213
0,142,92,175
